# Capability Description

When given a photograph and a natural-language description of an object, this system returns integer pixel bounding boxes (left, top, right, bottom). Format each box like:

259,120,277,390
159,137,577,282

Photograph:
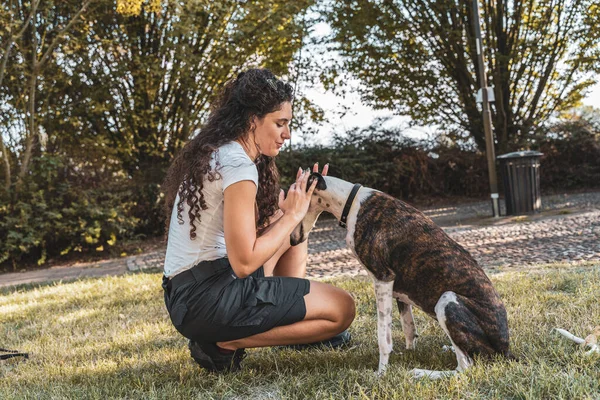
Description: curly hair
162,68,294,240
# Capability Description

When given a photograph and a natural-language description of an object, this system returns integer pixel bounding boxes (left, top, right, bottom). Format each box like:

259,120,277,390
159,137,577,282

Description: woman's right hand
279,168,318,222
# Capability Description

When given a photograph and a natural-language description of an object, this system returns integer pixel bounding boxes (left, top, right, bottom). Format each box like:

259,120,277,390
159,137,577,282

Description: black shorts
162,258,310,343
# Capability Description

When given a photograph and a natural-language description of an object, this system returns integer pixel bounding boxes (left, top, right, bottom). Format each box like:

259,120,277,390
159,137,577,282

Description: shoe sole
189,341,239,373
191,352,218,371
189,342,220,372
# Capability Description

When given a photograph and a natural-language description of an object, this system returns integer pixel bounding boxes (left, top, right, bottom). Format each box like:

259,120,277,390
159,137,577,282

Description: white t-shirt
163,141,258,278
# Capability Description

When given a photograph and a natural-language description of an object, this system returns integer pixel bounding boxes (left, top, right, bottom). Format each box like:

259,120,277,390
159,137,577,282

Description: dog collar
339,183,362,228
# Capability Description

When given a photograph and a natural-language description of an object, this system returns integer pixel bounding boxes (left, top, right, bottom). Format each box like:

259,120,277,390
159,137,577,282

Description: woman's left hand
278,162,328,213
296,162,328,180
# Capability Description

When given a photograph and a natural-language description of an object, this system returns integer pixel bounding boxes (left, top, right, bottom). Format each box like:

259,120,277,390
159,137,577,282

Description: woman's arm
224,170,316,278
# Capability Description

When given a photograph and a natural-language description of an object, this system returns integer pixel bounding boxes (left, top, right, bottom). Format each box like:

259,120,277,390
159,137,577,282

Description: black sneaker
188,340,246,373
281,330,352,351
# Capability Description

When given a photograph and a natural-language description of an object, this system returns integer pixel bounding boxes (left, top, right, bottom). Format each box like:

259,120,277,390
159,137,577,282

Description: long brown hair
162,69,294,239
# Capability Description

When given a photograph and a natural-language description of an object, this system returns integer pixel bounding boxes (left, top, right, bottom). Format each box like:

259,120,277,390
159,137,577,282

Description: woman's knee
339,289,356,328
304,281,356,326
331,289,355,330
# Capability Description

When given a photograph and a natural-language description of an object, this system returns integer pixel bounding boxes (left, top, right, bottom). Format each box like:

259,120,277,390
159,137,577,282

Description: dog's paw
375,364,388,377
410,368,431,379
441,345,455,353
410,368,456,380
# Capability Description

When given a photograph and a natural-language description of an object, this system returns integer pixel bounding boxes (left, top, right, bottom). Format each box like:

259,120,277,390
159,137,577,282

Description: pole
472,0,500,217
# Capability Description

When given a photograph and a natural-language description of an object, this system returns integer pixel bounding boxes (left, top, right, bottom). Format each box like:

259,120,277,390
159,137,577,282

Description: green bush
0,155,139,270
278,124,490,201
429,145,489,197
539,116,600,191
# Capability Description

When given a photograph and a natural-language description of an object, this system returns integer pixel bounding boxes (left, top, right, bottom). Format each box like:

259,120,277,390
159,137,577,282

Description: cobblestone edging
2,192,599,287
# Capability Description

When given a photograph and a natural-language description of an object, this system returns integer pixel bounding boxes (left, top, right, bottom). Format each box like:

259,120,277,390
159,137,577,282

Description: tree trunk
16,70,38,195
0,137,11,192
0,0,39,89
13,0,94,196
0,0,40,193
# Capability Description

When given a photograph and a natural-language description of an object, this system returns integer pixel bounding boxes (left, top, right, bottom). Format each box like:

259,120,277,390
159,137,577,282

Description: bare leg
262,211,308,278
217,281,355,350
271,239,307,277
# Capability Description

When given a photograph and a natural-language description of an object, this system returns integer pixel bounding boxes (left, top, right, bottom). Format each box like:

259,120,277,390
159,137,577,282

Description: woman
161,68,355,373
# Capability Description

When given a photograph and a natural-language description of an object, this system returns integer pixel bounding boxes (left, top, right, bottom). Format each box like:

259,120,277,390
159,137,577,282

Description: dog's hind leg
374,280,394,375
397,301,418,350
412,291,485,379
435,292,476,372
413,290,506,380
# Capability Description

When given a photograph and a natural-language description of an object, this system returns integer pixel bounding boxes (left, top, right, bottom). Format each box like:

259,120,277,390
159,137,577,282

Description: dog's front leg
374,279,394,375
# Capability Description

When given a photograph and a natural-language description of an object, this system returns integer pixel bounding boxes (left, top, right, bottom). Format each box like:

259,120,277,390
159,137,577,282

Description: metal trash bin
498,151,543,215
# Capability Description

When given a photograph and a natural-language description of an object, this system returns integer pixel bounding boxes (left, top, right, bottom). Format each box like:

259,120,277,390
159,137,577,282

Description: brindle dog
291,173,513,378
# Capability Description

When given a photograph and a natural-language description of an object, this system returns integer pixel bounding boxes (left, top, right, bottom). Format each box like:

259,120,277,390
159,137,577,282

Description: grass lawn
1,264,599,399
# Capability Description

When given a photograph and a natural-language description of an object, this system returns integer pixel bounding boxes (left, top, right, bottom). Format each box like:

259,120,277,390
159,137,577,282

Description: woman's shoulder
213,141,258,189
215,141,255,167
217,141,245,156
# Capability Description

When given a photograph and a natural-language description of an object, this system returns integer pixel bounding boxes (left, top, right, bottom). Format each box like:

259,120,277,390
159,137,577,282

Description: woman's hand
278,162,328,222
311,162,328,177
293,162,328,180
279,168,318,222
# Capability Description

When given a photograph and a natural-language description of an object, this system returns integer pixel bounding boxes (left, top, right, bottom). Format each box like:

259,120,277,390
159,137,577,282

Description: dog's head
290,172,328,246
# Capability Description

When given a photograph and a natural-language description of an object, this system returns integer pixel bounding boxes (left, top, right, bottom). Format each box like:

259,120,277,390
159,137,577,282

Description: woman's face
252,101,292,157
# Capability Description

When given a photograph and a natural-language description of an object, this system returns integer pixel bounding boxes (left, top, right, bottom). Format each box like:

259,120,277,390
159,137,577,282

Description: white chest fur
344,188,373,257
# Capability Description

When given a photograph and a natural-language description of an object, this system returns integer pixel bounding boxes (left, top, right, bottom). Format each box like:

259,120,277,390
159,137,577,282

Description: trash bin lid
497,150,543,159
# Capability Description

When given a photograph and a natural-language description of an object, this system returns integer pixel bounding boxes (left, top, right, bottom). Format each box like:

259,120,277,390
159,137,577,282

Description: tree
0,1,39,192
0,0,320,265
78,0,312,169
1,0,317,234
323,0,600,152
0,0,95,197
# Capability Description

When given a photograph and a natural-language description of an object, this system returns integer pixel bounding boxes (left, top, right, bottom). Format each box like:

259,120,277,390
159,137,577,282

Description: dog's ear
307,172,327,192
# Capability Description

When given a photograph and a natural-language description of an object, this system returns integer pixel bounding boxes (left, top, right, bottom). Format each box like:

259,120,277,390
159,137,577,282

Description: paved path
2,191,599,288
